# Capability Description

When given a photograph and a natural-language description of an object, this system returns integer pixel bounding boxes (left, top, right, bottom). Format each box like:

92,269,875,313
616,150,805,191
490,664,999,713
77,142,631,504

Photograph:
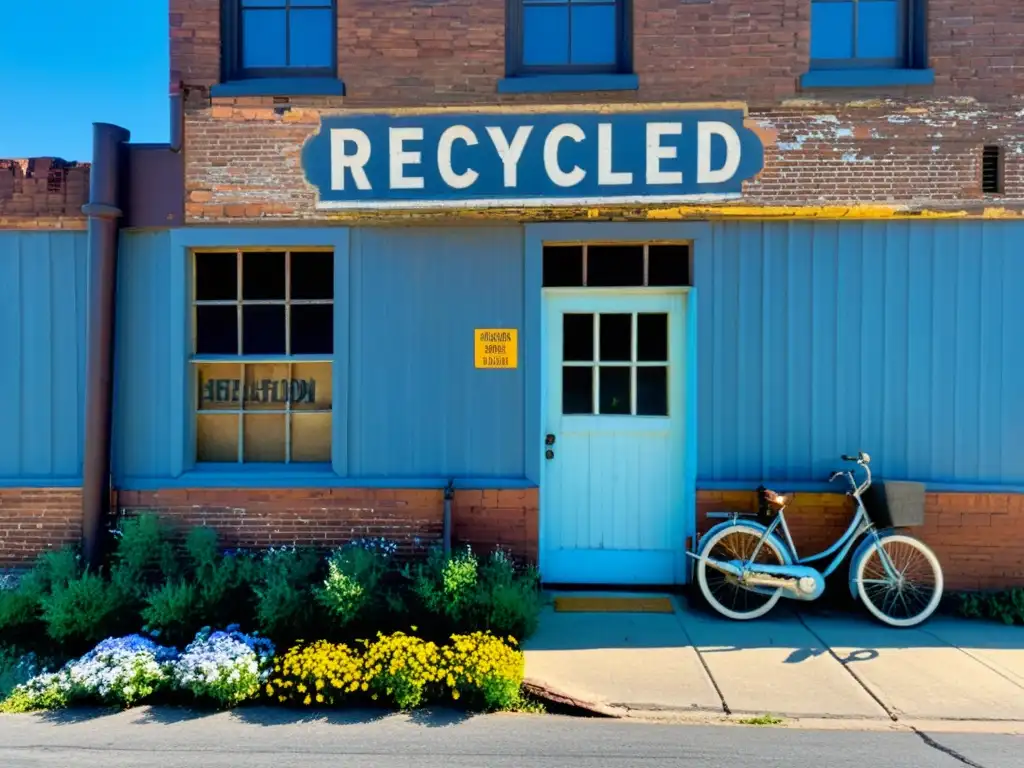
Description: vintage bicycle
689,452,944,628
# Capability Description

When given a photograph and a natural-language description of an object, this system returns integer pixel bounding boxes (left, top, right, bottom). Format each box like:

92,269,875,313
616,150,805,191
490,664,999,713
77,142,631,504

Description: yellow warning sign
474,329,518,369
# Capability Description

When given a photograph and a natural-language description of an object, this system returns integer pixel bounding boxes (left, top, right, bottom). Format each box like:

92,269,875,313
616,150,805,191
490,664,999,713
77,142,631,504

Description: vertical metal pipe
81,123,130,569
443,479,455,556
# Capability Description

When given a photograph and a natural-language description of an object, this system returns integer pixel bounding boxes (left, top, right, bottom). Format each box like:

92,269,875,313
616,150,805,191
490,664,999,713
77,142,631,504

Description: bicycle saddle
760,488,788,509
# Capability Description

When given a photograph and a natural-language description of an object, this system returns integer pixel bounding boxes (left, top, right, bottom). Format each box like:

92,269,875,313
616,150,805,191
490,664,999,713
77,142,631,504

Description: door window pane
637,313,668,362
586,245,644,286
637,366,668,416
542,245,584,287
562,366,593,414
647,245,690,287
197,363,242,410
563,314,594,361
244,362,291,410
598,367,630,414
290,362,332,410
599,314,631,362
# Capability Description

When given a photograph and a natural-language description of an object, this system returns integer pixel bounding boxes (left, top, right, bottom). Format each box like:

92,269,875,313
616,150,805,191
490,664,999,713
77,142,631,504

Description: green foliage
110,514,178,600
141,580,200,645
39,571,122,650
410,547,479,625
252,547,321,640
0,549,81,650
315,545,391,626
955,588,1024,626
473,551,543,641
0,587,43,647
0,649,42,700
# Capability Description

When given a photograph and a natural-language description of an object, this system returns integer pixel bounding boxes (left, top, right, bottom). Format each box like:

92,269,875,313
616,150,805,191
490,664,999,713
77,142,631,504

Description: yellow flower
297,683,307,694
452,690,460,700
316,693,325,703
265,684,275,696
360,682,368,692
303,695,312,706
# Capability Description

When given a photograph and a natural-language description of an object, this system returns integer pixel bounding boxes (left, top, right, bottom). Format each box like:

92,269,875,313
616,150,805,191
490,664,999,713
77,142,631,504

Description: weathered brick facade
172,0,1024,221
115,488,539,563
0,488,84,568
697,490,1024,591
0,158,89,230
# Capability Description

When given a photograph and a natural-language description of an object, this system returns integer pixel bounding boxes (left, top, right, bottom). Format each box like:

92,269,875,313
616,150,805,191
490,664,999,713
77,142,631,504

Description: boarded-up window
192,250,334,463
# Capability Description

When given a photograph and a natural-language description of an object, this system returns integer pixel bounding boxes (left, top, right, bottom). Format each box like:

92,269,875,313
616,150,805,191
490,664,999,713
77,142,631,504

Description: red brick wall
0,488,83,567
171,0,1024,102
697,490,1024,591
0,158,89,230
116,487,539,563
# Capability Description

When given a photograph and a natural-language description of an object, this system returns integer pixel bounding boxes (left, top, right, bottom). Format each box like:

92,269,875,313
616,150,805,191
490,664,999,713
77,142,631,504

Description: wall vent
982,146,1003,194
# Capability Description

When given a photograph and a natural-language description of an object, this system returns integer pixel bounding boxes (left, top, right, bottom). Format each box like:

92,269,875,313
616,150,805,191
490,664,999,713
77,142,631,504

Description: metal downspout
81,123,130,569
443,479,455,556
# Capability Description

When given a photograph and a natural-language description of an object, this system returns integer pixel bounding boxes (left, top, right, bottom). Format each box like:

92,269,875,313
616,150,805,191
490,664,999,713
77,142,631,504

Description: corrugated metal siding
0,231,88,480
349,227,525,478
111,231,178,481
697,221,1024,486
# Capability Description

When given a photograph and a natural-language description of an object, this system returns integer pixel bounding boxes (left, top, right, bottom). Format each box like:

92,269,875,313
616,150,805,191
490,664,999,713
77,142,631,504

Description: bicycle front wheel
854,534,943,628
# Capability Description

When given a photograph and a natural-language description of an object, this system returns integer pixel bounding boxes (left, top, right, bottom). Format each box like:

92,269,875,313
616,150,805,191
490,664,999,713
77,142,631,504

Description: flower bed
1,628,526,715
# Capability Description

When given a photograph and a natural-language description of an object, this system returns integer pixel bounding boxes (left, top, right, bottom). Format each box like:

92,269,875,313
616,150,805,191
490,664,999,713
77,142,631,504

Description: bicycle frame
742,460,900,582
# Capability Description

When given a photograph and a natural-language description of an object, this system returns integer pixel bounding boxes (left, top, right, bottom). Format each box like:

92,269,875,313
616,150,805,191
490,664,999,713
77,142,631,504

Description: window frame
505,0,633,77
221,0,338,82
190,247,335,465
809,0,928,72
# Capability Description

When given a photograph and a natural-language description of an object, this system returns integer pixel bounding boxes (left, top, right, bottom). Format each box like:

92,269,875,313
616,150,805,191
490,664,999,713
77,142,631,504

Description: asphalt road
0,708,1020,768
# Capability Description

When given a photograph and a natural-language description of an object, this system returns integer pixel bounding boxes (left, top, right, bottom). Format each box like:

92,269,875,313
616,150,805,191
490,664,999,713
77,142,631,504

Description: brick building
1,0,1023,596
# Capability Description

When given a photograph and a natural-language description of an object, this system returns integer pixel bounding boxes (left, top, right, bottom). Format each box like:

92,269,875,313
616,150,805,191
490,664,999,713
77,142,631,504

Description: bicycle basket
863,480,926,528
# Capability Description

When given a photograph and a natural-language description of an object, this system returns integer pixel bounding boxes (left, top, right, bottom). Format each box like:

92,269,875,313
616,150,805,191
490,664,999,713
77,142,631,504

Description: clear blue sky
0,2,169,162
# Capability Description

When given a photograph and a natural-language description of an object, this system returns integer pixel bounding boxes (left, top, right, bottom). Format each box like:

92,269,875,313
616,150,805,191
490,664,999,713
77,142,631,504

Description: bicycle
689,452,944,628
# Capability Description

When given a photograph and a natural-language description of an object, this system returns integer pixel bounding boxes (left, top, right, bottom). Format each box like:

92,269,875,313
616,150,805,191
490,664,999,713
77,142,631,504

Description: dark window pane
648,245,690,286
637,313,668,361
523,5,569,66
599,367,630,415
637,367,668,416
563,313,593,362
291,251,334,299
599,314,631,362
242,305,286,354
587,245,644,287
290,9,333,68
243,252,285,300
242,9,287,68
562,366,592,414
291,305,334,355
543,245,584,287
195,252,237,300
196,306,238,355
570,4,616,65
810,1,854,60
856,1,899,59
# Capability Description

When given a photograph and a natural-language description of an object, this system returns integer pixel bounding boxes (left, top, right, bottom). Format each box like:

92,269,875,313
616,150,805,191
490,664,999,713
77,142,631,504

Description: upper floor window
222,0,336,80
507,0,631,75
810,0,922,70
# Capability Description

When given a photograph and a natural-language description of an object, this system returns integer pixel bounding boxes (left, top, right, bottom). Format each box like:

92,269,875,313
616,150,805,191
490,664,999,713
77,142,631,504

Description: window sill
497,73,639,94
800,68,935,88
211,78,346,98
179,463,336,487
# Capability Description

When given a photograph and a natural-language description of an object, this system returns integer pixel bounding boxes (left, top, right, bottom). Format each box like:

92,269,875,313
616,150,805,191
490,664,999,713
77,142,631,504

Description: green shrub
141,580,200,645
252,547,321,640
315,540,395,627
472,550,542,641
0,587,43,648
40,571,123,650
0,549,80,651
410,547,479,626
956,588,1024,626
0,649,43,700
109,514,178,600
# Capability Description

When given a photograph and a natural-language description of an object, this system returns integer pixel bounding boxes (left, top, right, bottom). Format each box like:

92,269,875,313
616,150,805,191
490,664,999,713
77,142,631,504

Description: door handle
545,433,555,460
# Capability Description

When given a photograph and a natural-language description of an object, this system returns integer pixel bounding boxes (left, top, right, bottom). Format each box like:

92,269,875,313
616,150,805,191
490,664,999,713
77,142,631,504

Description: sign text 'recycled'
302,109,765,209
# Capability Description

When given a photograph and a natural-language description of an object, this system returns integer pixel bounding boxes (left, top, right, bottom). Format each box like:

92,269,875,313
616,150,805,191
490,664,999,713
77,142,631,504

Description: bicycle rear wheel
853,534,943,628
696,525,787,620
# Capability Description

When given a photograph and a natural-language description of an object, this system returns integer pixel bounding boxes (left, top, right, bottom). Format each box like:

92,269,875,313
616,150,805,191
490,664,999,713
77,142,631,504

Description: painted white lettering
645,123,683,185
544,123,586,188
486,126,533,188
389,127,425,190
697,121,742,184
438,125,479,190
330,128,372,191
597,123,632,186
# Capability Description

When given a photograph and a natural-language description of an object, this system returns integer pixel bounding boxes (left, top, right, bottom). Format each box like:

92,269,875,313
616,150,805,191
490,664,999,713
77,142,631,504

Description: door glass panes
587,245,644,287
561,311,670,416
542,243,691,287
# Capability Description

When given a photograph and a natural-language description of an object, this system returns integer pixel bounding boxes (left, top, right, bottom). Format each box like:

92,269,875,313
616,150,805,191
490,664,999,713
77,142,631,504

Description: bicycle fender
695,519,794,566
847,527,901,600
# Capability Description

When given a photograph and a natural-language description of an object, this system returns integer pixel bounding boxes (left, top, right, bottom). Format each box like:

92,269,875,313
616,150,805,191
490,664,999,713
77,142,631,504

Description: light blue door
541,291,688,585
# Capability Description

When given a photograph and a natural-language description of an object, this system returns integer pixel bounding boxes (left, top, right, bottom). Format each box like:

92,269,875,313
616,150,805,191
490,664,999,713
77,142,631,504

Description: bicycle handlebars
830,452,872,496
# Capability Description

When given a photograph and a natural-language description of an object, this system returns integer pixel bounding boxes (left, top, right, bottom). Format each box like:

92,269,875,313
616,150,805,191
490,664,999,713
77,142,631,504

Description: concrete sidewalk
523,593,1024,730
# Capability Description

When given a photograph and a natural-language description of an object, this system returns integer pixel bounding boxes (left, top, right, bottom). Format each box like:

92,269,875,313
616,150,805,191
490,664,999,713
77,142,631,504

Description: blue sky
0,2,169,162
